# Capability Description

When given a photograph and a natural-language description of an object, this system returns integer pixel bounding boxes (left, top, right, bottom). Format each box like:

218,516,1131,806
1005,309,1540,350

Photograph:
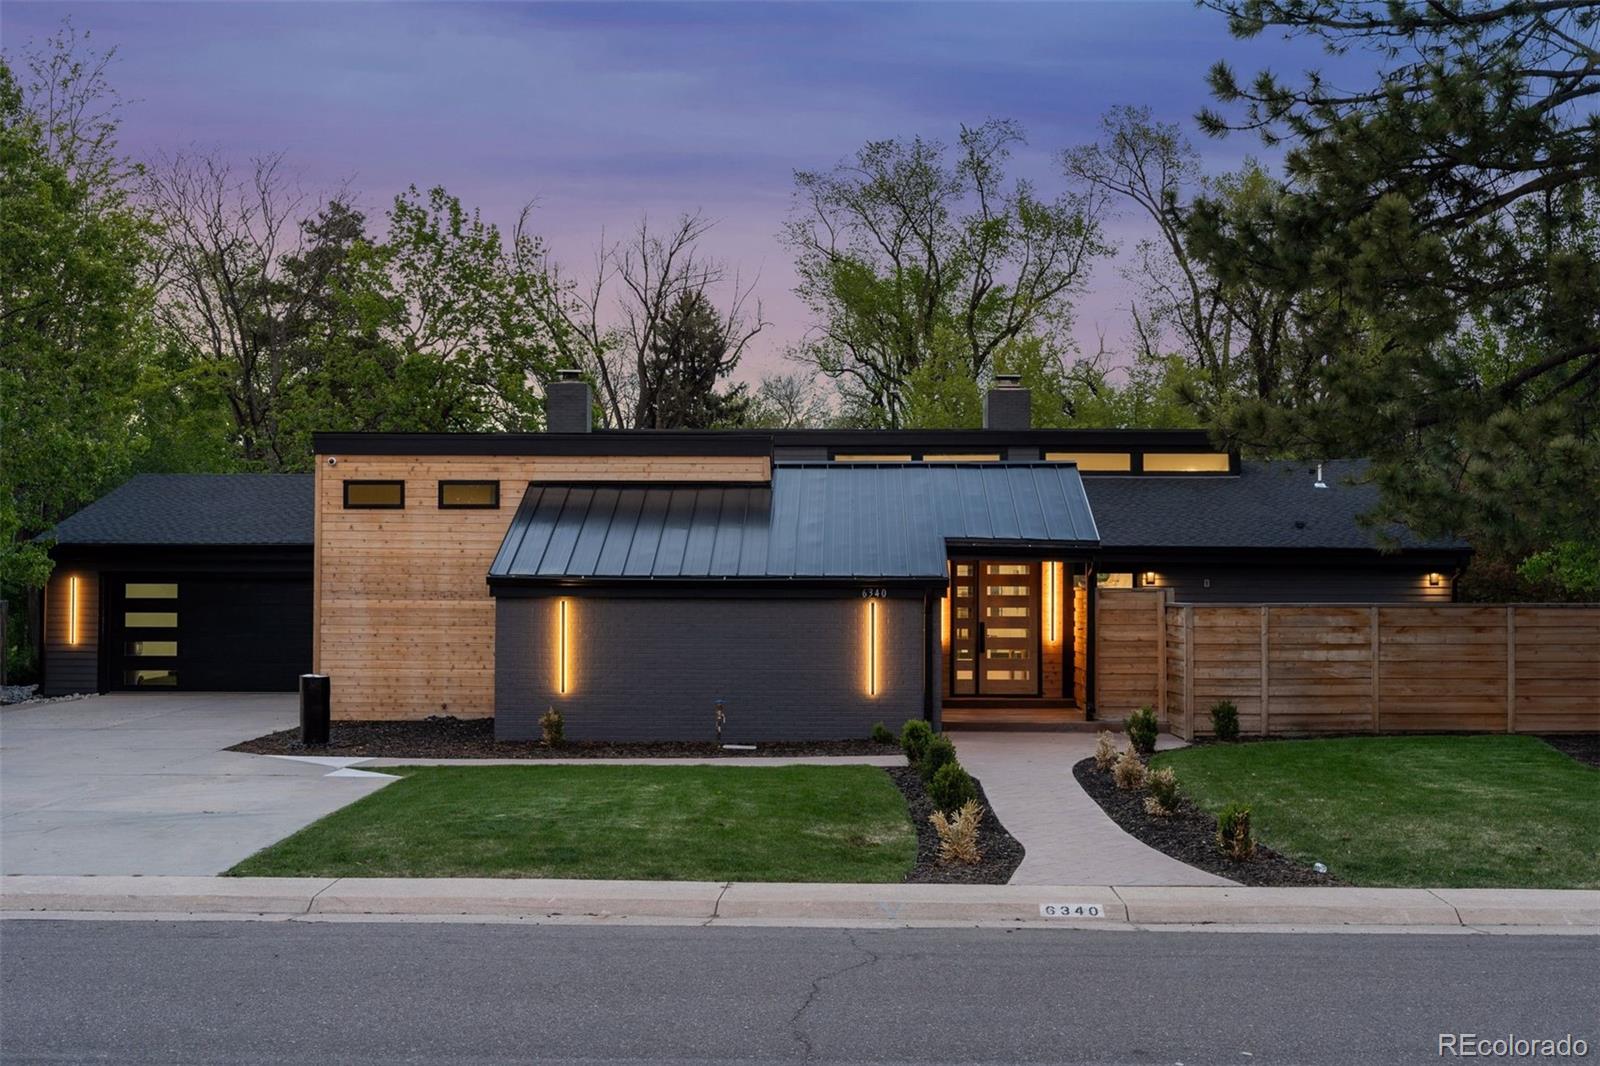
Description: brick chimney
546,368,592,433
984,373,1031,430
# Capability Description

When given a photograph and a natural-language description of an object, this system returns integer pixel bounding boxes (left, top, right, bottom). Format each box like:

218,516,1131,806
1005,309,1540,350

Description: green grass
227,764,917,882
1151,735,1600,889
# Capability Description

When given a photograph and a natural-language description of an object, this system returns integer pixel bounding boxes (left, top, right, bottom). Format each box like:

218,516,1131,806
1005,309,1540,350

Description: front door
949,559,1040,696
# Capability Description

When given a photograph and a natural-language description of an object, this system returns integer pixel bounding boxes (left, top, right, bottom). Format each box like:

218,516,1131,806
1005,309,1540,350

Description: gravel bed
228,716,902,759
891,767,1025,885
1537,734,1600,768
1072,756,1339,887
1,685,91,708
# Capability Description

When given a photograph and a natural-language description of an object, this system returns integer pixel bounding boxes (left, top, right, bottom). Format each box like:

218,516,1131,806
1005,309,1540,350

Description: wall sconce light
866,599,879,697
68,576,80,645
556,597,570,694
1143,571,1158,587
1428,572,1442,588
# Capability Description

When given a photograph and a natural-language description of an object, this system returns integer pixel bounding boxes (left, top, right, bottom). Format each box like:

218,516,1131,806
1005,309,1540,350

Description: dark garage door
109,576,312,691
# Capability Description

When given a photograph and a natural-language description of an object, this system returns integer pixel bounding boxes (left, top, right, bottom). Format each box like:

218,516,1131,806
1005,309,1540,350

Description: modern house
39,375,1472,740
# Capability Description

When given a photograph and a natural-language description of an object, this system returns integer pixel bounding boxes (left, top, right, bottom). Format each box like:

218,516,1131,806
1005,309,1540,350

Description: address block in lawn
1152,735,1600,889
228,764,917,883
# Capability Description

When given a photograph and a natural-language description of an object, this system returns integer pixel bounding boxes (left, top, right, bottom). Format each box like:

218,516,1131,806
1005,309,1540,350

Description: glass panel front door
948,559,1040,696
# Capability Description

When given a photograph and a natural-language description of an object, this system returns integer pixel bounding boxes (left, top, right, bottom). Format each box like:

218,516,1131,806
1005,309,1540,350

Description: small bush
1144,766,1180,816
1093,730,1119,771
928,761,977,812
1113,747,1147,791
1210,701,1240,742
1126,706,1159,755
1216,803,1256,861
539,706,564,747
900,719,933,764
920,734,958,782
929,799,985,864
871,722,895,745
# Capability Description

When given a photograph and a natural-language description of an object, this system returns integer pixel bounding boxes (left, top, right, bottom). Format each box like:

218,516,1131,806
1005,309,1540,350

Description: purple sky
5,1,1346,383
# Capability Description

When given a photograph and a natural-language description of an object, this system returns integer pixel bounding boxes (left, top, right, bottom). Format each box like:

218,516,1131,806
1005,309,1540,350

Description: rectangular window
832,454,913,462
124,669,178,687
985,585,1030,596
438,480,500,509
1141,452,1232,473
125,641,178,657
344,480,405,509
125,611,178,628
1045,452,1132,472
987,564,1031,575
1097,573,1134,588
125,582,177,599
921,453,1000,462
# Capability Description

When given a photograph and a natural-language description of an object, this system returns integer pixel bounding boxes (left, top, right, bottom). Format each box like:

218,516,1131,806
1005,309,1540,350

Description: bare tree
547,211,766,428
745,371,837,429
141,150,352,466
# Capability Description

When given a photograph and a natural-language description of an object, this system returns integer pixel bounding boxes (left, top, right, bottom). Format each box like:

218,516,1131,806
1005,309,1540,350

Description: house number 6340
860,588,889,598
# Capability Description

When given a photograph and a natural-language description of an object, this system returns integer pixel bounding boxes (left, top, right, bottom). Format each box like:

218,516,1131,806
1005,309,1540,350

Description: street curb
3,876,1597,928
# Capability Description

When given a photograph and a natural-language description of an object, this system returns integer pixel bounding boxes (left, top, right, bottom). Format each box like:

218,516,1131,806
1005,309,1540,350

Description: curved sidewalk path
952,731,1234,887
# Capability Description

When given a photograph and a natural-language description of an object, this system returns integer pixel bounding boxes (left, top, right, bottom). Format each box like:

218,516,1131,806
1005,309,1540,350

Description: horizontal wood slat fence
1093,590,1598,737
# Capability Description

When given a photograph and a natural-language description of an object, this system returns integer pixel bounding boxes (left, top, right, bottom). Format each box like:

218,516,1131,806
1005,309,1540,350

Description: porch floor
941,703,1095,732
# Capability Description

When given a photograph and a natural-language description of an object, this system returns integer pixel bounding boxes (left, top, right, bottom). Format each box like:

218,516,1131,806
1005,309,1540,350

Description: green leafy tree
1,30,154,628
1189,0,1600,594
785,120,1110,426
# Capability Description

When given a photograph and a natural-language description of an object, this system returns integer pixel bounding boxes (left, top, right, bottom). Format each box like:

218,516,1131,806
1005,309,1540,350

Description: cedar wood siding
314,453,771,720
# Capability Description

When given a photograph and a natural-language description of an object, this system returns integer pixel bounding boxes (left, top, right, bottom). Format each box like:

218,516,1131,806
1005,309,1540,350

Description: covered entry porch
939,554,1104,730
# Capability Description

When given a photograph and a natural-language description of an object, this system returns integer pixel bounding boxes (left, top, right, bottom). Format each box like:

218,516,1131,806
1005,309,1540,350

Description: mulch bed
1072,756,1339,887
228,717,901,760
890,767,1025,885
1538,734,1600,769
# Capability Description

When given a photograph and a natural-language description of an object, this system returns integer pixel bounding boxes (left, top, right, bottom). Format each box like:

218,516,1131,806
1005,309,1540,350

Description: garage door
109,576,312,691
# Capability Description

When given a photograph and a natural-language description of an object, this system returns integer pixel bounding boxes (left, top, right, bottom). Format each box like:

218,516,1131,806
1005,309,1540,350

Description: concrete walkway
952,731,1234,887
0,694,393,875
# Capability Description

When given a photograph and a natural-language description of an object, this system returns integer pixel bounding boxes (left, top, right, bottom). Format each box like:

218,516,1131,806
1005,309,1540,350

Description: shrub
920,734,958,783
929,799,985,864
1126,706,1159,755
1210,701,1240,742
900,719,933,764
1144,767,1180,816
1093,730,1119,771
928,761,977,812
1216,803,1256,861
1113,747,1147,791
871,721,895,745
539,706,564,747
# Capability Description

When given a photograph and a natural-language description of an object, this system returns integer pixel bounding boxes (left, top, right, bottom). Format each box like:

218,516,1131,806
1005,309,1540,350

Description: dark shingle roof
490,463,1100,585
44,474,313,546
1083,460,1461,551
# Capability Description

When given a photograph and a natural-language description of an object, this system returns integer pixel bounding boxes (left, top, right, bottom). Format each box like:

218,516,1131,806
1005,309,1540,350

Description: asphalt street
1,920,1595,1065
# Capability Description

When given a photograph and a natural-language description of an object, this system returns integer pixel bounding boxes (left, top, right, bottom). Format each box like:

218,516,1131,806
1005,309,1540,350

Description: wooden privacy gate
1089,591,1599,738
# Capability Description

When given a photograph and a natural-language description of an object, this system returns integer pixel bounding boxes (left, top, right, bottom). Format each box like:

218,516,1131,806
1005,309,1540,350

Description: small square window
344,480,405,509
438,480,499,509
125,582,178,599
124,669,178,687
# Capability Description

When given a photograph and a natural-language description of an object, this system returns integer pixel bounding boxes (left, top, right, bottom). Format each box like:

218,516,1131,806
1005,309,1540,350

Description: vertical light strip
942,562,952,648
1051,563,1061,643
68,576,80,645
557,598,569,694
868,599,879,697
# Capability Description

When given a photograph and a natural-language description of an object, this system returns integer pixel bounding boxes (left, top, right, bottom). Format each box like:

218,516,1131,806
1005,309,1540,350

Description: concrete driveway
0,693,392,875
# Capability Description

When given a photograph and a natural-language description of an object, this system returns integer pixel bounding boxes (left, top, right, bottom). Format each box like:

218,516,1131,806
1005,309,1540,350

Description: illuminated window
833,454,913,462
124,669,178,687
439,480,499,508
1045,452,1132,472
125,641,178,657
986,627,1029,639
1097,573,1134,588
1141,452,1232,473
986,564,1031,575
125,582,177,599
985,585,1030,596
125,612,178,628
987,606,1029,617
921,453,1000,462
344,480,405,508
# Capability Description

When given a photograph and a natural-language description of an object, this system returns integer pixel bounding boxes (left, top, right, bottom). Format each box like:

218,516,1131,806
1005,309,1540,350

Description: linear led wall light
557,598,570,694
69,576,80,645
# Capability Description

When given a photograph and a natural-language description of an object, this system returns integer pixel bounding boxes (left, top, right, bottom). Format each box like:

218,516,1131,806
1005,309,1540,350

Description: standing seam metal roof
488,463,1101,584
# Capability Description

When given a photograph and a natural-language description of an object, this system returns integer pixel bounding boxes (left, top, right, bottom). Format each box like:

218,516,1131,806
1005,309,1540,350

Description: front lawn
1152,735,1600,889
228,764,917,882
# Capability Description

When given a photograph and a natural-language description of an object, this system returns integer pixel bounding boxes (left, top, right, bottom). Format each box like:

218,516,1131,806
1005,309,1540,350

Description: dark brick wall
495,593,929,741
